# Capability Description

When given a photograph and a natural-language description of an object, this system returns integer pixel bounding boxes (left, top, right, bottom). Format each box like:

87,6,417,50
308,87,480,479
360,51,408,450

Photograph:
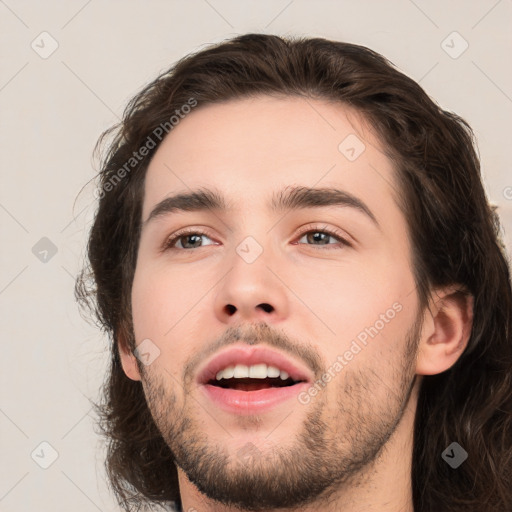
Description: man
76,34,512,512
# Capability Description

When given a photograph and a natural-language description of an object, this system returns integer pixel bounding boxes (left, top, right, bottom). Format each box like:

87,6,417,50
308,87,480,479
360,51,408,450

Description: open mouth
207,376,302,391
196,345,314,413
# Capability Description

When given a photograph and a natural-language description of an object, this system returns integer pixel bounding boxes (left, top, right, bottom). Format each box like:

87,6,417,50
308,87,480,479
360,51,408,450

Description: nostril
259,303,273,313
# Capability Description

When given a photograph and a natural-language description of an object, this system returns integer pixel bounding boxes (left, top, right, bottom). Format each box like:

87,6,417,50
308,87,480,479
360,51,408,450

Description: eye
162,224,351,252
162,229,216,251
294,224,351,250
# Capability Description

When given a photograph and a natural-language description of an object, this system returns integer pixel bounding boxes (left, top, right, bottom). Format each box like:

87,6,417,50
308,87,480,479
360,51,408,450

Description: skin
119,95,474,512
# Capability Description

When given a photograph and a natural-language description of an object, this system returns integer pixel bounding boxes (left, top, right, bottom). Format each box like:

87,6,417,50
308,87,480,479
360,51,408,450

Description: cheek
293,253,418,368
293,250,414,327
315,298,419,413
130,261,211,375
131,271,164,341
131,257,200,337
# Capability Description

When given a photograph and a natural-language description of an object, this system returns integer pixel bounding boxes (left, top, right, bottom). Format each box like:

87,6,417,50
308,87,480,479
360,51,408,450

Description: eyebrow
142,185,380,230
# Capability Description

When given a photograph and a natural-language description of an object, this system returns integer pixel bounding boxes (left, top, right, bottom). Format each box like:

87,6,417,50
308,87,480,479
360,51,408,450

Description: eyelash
162,224,351,252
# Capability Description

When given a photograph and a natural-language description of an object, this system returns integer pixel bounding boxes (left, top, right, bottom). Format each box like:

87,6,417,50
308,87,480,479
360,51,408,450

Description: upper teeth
216,364,290,381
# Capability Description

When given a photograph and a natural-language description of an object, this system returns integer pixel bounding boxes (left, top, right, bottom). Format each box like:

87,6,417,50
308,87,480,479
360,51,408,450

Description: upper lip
196,344,314,385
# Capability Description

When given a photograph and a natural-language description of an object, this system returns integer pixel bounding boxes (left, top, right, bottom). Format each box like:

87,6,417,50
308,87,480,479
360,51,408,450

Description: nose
213,242,290,325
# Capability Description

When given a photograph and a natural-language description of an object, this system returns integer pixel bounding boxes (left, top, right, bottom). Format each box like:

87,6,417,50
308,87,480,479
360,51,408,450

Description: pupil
184,234,201,248
309,232,328,245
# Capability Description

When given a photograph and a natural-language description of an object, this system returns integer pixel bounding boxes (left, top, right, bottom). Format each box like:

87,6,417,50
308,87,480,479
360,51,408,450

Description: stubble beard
139,317,421,511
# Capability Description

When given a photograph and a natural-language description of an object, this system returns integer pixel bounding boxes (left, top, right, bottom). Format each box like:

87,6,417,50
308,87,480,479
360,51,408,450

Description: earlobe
416,286,474,376
117,332,142,382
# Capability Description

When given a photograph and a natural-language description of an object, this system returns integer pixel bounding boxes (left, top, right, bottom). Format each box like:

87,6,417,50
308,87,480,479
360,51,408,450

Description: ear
117,331,142,381
416,285,474,376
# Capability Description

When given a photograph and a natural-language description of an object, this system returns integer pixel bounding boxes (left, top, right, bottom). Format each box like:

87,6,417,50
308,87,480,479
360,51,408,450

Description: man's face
127,95,423,510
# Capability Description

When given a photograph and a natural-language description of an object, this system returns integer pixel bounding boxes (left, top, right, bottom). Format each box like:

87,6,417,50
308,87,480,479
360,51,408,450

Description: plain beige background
1,1,511,510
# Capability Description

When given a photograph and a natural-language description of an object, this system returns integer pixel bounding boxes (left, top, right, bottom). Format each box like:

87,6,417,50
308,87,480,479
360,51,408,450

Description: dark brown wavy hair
75,33,512,512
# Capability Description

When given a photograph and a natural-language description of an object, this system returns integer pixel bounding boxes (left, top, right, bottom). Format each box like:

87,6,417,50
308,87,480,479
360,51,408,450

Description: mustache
183,322,323,385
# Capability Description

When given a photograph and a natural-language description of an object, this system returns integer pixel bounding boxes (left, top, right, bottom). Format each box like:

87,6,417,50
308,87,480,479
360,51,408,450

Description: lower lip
201,382,311,415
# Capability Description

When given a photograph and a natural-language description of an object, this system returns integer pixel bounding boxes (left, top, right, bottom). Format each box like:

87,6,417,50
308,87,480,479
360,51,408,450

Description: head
76,34,512,512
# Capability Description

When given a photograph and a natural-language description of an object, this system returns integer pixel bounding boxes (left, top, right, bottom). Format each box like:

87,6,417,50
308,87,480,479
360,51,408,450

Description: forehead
142,95,401,223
